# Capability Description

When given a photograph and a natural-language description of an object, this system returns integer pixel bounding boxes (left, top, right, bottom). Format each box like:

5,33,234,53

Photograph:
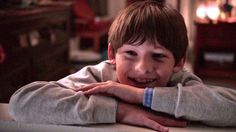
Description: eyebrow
151,49,167,54
121,44,168,54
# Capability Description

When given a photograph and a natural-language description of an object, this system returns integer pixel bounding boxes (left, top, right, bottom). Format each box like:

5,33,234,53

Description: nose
134,58,154,74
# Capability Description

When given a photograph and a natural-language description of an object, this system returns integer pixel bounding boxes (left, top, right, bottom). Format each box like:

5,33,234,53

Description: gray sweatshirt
9,61,236,126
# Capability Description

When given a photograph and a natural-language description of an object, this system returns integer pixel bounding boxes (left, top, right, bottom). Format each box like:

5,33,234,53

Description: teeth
134,78,155,83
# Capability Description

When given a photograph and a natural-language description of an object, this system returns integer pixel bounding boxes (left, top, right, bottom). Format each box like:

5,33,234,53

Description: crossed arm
75,81,144,104
74,81,187,132
74,79,236,128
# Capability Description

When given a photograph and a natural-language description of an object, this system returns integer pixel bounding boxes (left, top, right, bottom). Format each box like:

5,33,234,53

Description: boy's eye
152,53,166,60
125,50,137,56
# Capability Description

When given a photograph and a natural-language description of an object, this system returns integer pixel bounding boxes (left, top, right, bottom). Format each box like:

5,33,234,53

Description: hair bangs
108,0,188,63
122,2,166,47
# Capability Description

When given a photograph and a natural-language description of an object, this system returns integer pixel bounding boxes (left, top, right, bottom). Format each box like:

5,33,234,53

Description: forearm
151,83,236,126
9,81,117,125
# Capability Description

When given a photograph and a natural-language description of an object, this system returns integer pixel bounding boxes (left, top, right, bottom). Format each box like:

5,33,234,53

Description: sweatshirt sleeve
9,61,118,125
151,70,236,127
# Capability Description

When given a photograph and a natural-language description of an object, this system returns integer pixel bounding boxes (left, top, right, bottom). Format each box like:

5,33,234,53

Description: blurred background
0,0,236,103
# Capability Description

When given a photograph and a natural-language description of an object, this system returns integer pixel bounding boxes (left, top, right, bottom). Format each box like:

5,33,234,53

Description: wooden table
0,103,235,132
0,103,13,121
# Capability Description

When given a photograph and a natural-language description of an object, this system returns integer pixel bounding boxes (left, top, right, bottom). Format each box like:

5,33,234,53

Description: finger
73,83,105,92
167,119,187,127
84,85,111,95
84,87,101,95
74,81,116,92
143,118,169,132
161,118,187,127
151,115,187,127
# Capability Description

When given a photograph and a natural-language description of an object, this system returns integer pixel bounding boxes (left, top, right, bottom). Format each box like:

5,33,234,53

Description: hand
117,101,187,132
74,81,144,104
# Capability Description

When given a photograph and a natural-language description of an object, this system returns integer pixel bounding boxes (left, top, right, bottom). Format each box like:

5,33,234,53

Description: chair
73,0,111,52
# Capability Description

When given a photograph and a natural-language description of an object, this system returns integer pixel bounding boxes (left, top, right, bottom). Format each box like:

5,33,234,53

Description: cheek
156,64,175,86
116,62,127,82
159,70,173,80
116,55,133,72
115,60,132,83
116,66,130,84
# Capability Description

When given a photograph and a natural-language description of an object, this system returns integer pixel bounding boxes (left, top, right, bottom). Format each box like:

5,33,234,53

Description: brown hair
108,0,188,64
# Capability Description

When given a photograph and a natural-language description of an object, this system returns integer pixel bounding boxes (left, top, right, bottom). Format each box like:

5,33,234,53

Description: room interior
0,0,236,103
0,1,236,132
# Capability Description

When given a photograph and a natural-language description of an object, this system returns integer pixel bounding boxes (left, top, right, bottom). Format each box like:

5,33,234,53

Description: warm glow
196,5,207,19
196,1,223,22
206,5,220,20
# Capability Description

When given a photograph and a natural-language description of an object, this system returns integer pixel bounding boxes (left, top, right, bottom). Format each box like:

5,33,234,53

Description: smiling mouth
128,77,156,87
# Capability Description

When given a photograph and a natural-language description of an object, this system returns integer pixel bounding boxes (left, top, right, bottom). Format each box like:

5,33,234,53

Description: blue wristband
143,88,154,108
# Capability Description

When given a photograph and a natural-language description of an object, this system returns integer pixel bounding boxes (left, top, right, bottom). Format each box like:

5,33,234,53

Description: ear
173,57,186,73
108,43,116,64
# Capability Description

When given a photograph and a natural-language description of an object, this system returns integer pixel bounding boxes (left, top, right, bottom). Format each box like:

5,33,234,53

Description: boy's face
108,41,184,88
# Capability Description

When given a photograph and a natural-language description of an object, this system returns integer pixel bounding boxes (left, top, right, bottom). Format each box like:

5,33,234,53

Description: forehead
125,40,165,48
120,41,170,52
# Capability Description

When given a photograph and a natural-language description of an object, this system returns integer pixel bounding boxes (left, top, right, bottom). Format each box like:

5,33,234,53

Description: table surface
0,103,235,132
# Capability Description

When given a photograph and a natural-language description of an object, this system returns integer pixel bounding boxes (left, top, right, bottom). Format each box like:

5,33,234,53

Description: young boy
9,0,236,132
